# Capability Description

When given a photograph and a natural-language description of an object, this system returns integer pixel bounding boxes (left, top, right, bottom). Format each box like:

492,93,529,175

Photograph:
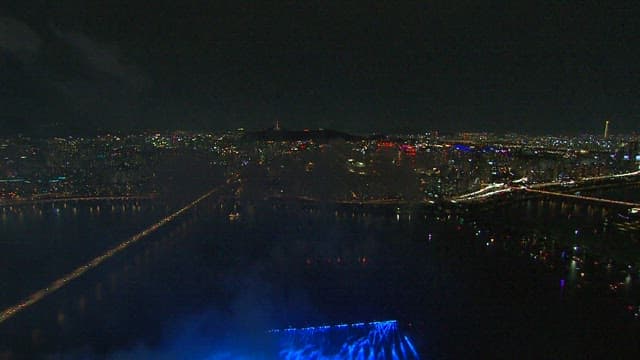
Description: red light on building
401,144,417,156
377,141,395,148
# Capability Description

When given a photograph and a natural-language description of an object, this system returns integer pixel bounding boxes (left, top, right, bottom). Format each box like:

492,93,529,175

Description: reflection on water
0,199,166,310
1,184,224,327
473,187,640,321
0,192,639,358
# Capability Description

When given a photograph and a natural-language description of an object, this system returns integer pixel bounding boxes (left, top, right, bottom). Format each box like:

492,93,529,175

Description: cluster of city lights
0,194,155,206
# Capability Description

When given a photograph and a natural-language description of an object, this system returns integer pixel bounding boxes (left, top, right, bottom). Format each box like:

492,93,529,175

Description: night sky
2,1,639,135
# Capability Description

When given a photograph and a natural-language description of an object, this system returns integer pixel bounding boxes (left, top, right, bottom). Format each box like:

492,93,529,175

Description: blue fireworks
268,320,420,359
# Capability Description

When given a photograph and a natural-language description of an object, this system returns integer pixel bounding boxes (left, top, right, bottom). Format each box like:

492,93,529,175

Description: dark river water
0,188,639,359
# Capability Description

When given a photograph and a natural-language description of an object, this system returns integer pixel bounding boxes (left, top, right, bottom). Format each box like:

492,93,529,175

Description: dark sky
1,1,640,135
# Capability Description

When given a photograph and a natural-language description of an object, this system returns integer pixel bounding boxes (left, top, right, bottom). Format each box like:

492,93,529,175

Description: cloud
0,17,41,63
51,27,150,93
23,26,154,132
0,18,155,134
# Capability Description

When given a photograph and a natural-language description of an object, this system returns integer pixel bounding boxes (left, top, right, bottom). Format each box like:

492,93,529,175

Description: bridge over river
451,170,640,208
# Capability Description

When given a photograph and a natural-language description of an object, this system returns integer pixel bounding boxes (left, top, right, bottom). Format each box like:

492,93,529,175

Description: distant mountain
242,128,377,142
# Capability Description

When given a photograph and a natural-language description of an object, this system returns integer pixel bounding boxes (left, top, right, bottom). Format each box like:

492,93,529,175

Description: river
0,188,638,358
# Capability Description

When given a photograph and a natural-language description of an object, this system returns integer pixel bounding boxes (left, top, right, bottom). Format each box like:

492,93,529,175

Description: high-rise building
604,120,610,139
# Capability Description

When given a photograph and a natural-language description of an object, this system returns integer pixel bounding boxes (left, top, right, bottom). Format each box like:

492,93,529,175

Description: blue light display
454,144,471,152
268,320,420,359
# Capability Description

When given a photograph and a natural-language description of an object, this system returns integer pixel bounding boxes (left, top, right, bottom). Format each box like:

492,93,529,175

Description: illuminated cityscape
2,2,640,359
1,128,640,357
2,130,639,206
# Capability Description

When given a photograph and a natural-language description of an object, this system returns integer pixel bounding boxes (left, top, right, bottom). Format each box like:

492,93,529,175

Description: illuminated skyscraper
604,120,610,139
